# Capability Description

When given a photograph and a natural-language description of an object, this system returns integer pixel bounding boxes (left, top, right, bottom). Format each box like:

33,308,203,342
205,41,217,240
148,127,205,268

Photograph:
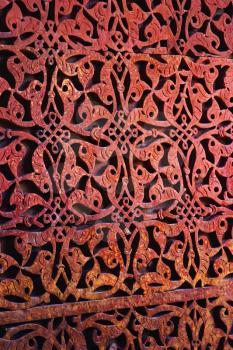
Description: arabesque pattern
0,0,233,349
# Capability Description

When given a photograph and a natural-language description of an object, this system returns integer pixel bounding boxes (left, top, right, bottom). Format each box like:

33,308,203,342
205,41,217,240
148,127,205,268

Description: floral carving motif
0,297,233,349
0,0,233,348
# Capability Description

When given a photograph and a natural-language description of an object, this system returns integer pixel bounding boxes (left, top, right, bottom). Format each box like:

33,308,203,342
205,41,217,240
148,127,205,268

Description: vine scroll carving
0,0,233,349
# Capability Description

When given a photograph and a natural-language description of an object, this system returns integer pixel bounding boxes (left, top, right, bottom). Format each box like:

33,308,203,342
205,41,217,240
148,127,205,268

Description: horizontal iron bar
0,282,232,326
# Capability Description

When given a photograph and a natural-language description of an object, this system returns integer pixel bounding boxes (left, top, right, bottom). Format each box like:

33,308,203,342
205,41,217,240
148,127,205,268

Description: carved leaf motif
6,3,22,31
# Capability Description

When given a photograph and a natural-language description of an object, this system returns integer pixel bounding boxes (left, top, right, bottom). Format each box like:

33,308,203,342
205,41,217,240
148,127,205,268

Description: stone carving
0,0,233,348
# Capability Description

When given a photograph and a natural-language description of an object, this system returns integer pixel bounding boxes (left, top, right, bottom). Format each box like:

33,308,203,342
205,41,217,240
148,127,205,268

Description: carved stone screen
0,0,233,349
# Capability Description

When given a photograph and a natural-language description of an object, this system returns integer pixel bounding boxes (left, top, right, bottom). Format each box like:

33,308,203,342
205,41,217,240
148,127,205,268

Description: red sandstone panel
0,295,233,349
0,1,233,349
0,0,232,56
